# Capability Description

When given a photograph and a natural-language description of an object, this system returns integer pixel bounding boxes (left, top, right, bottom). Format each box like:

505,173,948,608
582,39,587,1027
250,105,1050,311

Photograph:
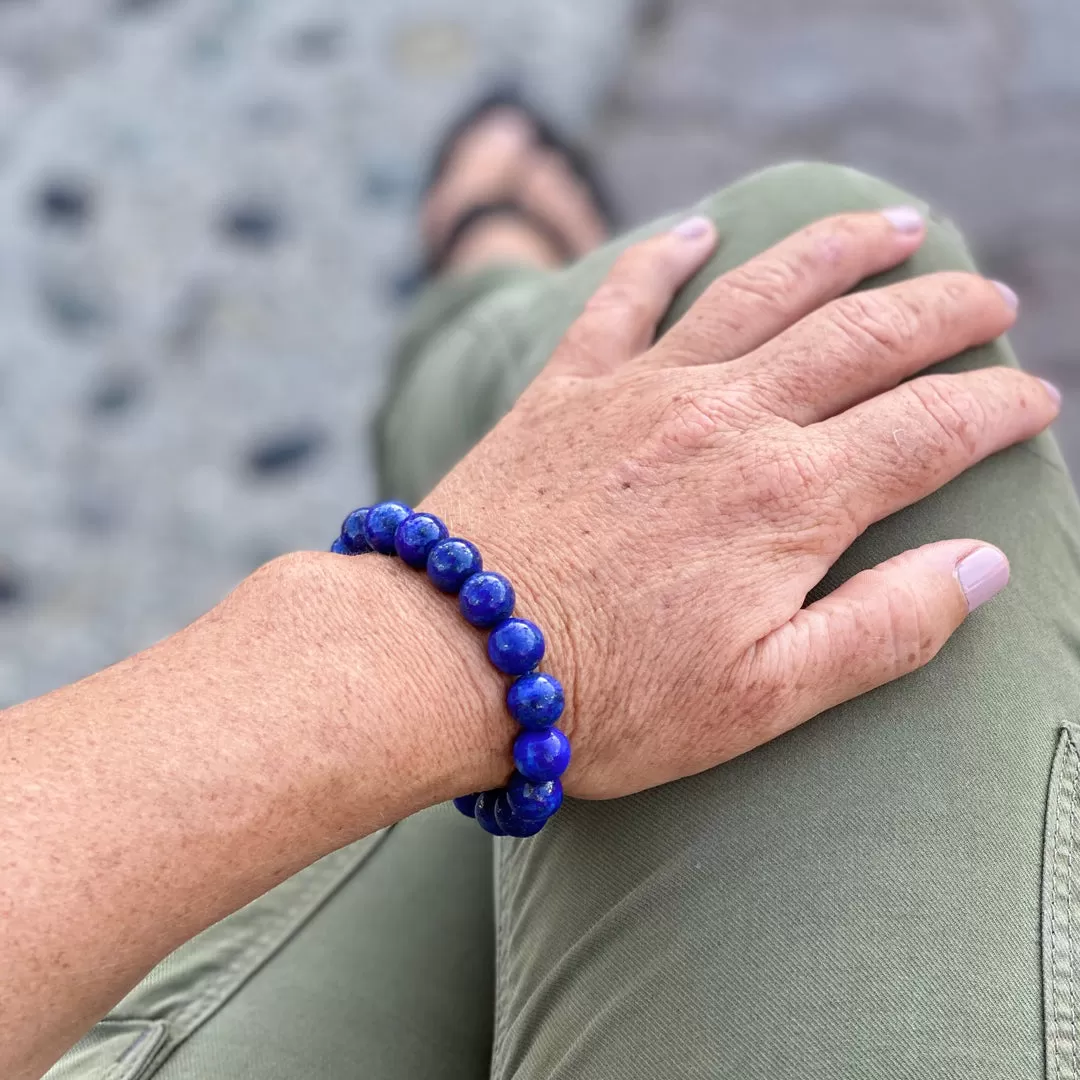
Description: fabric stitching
99,1023,167,1080
1069,737,1079,1080
1050,733,1068,1080
1046,728,1080,1080
154,834,392,1070
492,839,510,1077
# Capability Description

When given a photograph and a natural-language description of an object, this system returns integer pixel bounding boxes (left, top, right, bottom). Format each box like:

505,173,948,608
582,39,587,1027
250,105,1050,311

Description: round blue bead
459,571,516,628
427,538,483,594
488,618,545,676
494,793,547,837
394,513,449,569
453,793,480,819
339,507,372,554
330,537,350,555
364,501,412,554
514,728,571,783
507,672,565,730
506,772,563,822
474,790,506,836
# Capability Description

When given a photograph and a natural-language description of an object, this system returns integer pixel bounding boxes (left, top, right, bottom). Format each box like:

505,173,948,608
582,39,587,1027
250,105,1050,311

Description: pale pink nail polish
992,280,1019,311
956,547,1010,612
1039,378,1062,407
671,216,712,240
881,206,924,234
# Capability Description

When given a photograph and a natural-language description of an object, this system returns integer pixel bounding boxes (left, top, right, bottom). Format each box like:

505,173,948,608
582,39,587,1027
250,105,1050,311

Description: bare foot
423,108,609,275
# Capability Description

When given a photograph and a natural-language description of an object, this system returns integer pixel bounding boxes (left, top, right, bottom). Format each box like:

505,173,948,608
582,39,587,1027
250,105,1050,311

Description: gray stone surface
0,0,641,704
598,0,1080,467
2,0,1079,704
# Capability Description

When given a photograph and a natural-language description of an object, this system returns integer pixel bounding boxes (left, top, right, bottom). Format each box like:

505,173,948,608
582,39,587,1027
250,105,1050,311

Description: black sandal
399,86,617,295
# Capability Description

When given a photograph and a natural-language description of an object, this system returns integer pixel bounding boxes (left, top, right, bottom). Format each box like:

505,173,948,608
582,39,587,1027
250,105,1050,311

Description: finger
546,217,717,377
748,540,1009,741
724,272,1018,424
650,207,927,370
818,367,1060,535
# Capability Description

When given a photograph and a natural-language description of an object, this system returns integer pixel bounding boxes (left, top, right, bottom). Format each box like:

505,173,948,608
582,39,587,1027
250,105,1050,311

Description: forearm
0,551,510,1080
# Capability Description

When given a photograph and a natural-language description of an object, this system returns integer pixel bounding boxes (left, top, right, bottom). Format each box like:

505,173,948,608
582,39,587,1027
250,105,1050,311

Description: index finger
648,207,927,370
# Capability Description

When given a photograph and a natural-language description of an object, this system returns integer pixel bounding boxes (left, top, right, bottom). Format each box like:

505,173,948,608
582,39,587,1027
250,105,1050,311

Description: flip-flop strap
427,198,577,276
423,84,616,232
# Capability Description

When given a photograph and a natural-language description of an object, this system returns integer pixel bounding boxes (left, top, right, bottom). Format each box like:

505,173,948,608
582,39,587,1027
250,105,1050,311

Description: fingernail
671,216,713,241
1039,377,1062,408
881,205,924,234
992,280,1019,311
956,546,1010,613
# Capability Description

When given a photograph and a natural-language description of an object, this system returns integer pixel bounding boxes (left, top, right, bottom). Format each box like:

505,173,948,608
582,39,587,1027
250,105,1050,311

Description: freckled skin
424,210,1050,799
0,207,1053,1080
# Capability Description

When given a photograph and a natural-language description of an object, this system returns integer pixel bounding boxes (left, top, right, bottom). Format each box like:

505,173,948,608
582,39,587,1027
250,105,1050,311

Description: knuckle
745,438,845,544
721,255,807,309
800,213,865,261
881,577,940,675
828,290,922,354
928,270,983,305
585,281,653,325
558,316,599,358
660,388,724,449
906,376,986,457
777,441,837,499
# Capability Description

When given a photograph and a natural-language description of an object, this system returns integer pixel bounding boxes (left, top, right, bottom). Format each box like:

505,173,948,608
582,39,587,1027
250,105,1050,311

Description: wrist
286,550,516,825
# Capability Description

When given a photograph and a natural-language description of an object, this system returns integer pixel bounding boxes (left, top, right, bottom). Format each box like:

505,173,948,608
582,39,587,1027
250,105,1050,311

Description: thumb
761,540,1010,730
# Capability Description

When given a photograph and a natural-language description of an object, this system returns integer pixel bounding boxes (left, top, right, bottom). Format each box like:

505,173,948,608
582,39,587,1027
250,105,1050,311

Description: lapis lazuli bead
394,512,448,569
494,793,547,837
488,618,545,676
459,571,516,629
453,793,481,819
427,538,483,594
364,501,413,554
330,537,350,555
507,672,564,730
340,507,372,554
474,790,506,836
506,772,563,821
514,728,571,783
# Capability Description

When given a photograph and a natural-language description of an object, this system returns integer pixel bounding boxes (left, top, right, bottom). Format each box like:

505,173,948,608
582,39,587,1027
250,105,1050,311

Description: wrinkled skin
419,210,1056,798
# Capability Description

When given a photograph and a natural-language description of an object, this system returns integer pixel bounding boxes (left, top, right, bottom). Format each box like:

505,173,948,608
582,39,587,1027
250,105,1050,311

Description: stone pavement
0,0,1078,703
599,0,1080,458
0,0,639,703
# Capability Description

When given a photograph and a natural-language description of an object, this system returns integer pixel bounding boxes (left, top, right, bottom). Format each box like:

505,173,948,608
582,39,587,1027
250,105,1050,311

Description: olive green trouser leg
45,809,495,1079
380,162,1080,1079
50,162,1080,1080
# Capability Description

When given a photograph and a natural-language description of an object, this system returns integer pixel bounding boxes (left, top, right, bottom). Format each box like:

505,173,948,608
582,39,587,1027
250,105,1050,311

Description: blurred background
0,0,1076,705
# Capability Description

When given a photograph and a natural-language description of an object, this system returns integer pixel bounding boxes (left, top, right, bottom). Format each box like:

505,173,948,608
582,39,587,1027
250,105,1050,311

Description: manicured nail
992,280,1019,311
956,546,1010,612
881,206,924,234
1036,378,1062,406
671,216,713,240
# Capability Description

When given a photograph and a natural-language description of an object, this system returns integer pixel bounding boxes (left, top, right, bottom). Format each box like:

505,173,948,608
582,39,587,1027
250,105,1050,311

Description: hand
422,209,1058,799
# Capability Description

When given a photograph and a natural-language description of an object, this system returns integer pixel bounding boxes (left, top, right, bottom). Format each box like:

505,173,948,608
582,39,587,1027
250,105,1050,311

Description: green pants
51,163,1080,1080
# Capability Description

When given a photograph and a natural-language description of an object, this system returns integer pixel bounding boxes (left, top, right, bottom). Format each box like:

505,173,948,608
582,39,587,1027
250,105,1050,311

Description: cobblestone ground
0,0,639,703
1,0,1077,703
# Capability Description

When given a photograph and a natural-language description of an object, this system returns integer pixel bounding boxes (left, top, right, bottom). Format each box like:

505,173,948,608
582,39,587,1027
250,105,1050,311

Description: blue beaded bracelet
331,502,570,838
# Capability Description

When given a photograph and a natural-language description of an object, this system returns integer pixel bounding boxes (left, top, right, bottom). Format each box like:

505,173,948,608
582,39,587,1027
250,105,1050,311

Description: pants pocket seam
1043,726,1080,1080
